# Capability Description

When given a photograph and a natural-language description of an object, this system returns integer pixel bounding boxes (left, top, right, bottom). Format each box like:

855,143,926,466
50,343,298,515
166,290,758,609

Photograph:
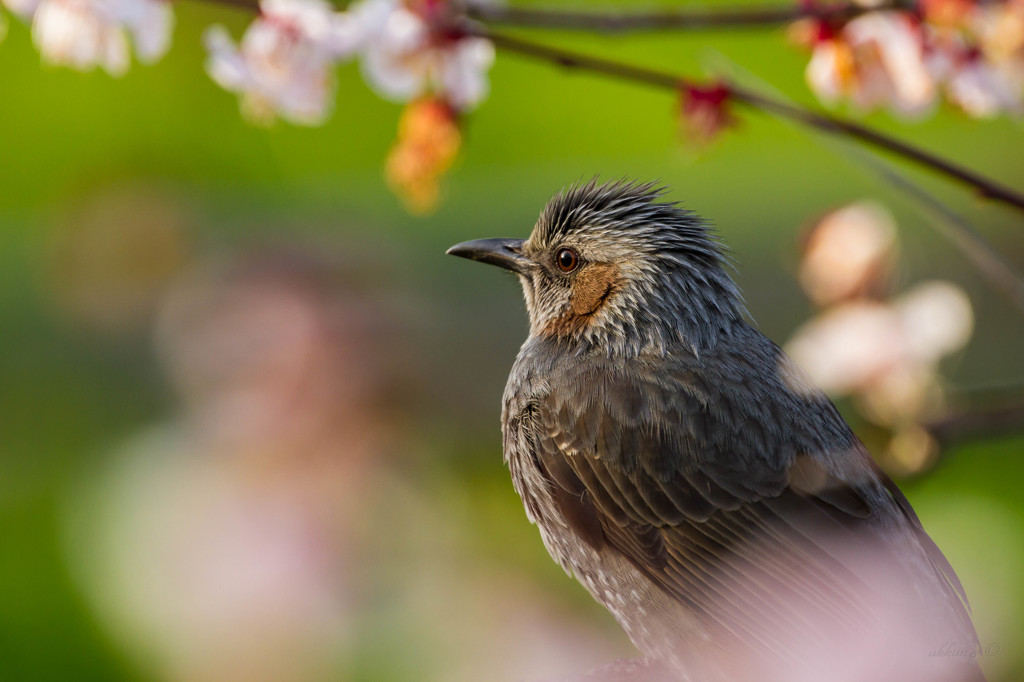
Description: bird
447,179,984,682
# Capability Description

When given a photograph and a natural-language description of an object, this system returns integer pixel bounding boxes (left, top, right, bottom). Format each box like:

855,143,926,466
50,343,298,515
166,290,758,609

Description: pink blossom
845,11,937,114
358,0,494,110
19,0,172,75
973,0,1024,62
204,0,358,125
805,33,858,105
798,201,897,306
946,56,1023,116
799,2,1024,118
2,0,40,18
204,0,496,125
785,281,973,423
801,11,938,115
928,32,1024,117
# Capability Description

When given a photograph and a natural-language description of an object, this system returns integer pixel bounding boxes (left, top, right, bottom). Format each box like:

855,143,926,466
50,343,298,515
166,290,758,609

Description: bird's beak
446,238,531,275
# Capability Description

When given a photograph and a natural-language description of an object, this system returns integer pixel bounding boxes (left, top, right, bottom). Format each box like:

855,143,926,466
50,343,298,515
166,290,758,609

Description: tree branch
179,0,1024,215
470,27,1024,214
694,52,1024,320
851,152,1024,318
465,0,909,33
927,403,1024,450
181,0,260,11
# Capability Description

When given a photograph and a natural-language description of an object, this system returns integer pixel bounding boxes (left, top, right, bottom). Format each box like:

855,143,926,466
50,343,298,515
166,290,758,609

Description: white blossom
203,0,358,125
945,57,1023,117
204,0,496,125
925,27,1024,118
799,201,897,306
785,281,973,422
806,37,856,106
2,0,39,18
25,0,172,76
844,12,937,115
973,0,1024,62
785,301,906,395
801,3,1024,118
115,0,171,62
804,11,937,116
357,0,495,110
895,280,974,365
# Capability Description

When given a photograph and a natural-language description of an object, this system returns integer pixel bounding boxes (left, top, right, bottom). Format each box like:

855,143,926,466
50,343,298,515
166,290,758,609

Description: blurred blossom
801,11,936,115
974,0,1024,62
788,198,977,478
920,0,976,29
934,47,1024,117
74,427,627,682
679,82,734,146
386,96,461,213
45,185,193,334
795,2,1024,118
66,245,627,681
843,11,936,115
72,249,405,681
2,0,36,16
925,0,1024,116
399,556,631,682
799,201,897,306
20,0,173,75
786,281,973,425
858,358,944,426
76,429,358,682
785,301,905,395
801,24,857,103
897,280,974,364
359,0,495,110
709,533,982,682
204,0,495,126
204,0,358,125
887,423,940,476
154,250,399,445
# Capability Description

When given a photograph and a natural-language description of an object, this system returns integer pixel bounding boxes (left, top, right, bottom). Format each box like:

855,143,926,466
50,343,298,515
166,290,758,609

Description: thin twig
854,153,1024,317
178,0,1024,215
948,379,1024,403
705,50,1024,319
466,0,908,33
181,0,260,11
472,28,682,87
927,403,1024,450
470,27,1024,214
732,91,1024,212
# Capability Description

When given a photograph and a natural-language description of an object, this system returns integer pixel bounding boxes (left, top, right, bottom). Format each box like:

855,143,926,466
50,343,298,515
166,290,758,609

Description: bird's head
448,179,744,355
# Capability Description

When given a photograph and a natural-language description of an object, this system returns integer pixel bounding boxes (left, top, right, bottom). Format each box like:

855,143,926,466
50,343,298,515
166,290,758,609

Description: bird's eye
556,248,579,273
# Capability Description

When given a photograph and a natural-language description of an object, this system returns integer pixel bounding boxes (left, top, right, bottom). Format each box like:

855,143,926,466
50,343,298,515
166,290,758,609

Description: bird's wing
526,348,974,656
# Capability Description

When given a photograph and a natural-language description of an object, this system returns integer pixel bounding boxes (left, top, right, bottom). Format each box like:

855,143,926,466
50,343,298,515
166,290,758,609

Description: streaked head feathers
532,178,727,273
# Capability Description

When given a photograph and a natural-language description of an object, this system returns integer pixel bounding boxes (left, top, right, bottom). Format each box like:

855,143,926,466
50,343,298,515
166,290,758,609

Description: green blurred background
2,2,1023,681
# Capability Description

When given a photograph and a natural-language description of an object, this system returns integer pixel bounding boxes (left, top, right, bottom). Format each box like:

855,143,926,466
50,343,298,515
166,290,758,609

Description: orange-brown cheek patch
571,263,620,316
542,263,621,337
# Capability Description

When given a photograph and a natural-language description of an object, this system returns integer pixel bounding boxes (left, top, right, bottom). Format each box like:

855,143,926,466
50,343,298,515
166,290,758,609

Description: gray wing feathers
525,339,978,657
